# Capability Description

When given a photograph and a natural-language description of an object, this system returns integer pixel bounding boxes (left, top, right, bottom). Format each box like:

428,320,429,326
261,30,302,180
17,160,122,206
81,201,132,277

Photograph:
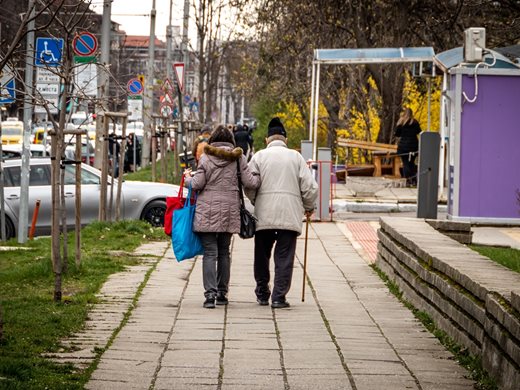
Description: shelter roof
434,47,519,72
313,47,434,64
494,45,520,63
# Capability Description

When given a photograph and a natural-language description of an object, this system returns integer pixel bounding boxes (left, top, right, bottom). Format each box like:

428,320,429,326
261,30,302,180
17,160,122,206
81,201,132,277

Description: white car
1,158,181,240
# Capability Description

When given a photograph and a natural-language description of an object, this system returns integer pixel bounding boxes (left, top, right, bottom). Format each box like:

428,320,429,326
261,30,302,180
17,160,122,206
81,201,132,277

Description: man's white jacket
245,140,318,235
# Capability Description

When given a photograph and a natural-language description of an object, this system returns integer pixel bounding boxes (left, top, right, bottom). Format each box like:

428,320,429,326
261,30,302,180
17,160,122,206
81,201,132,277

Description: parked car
1,144,50,159
1,158,180,240
1,145,22,160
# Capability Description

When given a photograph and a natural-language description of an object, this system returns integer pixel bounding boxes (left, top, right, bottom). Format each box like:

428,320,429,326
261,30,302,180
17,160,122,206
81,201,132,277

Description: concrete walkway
86,222,474,389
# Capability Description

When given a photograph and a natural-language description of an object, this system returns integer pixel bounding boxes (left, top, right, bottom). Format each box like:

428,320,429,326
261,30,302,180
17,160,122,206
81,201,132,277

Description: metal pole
309,61,316,142
181,0,190,66
142,0,156,167
427,77,431,132
18,0,36,243
166,0,173,82
94,0,111,170
312,63,321,162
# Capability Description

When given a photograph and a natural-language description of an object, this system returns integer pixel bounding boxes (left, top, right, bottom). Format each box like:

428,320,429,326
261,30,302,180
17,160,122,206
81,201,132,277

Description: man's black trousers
254,229,298,303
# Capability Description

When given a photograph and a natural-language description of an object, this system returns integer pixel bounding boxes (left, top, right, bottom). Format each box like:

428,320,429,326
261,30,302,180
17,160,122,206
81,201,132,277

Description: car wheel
2,217,15,240
140,199,166,227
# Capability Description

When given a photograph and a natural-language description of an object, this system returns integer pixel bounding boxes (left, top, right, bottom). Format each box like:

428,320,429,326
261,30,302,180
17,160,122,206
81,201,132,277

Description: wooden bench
337,138,401,178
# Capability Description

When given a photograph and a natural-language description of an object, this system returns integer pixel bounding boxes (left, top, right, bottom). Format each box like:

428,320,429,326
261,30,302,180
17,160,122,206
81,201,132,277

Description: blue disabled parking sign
35,37,64,67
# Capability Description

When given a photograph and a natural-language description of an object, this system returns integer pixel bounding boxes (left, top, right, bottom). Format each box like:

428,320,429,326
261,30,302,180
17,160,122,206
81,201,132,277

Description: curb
333,200,448,213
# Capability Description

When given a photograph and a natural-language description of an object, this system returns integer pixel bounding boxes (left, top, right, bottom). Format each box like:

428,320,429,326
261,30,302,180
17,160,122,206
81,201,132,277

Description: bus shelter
309,47,436,161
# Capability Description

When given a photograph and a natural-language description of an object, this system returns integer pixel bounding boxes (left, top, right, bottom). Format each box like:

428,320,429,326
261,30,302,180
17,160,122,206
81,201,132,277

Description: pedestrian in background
192,125,212,167
395,107,422,186
124,132,140,172
233,124,253,160
246,117,318,309
184,125,260,309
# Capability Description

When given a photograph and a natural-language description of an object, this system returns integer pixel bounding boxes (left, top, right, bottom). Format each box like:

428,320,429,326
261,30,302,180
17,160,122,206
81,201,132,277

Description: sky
91,0,192,41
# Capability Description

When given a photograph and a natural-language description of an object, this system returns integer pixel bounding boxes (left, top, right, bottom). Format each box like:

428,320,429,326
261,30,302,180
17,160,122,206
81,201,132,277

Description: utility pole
94,0,111,170
166,0,173,83
18,0,36,243
181,0,190,66
141,0,156,167
175,0,190,169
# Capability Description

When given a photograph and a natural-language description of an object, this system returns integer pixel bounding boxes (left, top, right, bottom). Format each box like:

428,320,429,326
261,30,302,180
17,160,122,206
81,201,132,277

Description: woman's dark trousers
199,232,232,299
254,229,298,303
400,152,417,186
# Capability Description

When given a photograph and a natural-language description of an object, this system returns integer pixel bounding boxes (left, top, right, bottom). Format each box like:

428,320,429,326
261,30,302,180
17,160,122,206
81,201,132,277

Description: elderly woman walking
184,125,260,308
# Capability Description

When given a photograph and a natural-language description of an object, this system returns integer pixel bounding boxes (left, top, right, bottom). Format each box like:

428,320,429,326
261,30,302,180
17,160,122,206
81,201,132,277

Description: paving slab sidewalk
86,222,474,390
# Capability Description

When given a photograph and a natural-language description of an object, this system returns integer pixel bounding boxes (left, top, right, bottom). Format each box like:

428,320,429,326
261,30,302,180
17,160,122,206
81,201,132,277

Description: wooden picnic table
337,138,401,178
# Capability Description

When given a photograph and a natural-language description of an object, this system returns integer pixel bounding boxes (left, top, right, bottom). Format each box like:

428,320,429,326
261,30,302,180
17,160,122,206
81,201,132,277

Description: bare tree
193,0,242,123
250,0,520,148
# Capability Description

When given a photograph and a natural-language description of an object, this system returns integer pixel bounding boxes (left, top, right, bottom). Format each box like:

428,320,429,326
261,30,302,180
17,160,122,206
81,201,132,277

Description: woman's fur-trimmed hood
203,143,243,164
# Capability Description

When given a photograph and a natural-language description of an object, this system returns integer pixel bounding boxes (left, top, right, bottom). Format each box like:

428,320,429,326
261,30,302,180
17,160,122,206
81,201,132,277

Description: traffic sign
35,68,60,114
160,94,173,106
35,37,64,67
161,104,172,117
72,31,98,57
163,78,173,94
0,79,15,104
127,78,144,95
173,63,185,93
0,66,16,104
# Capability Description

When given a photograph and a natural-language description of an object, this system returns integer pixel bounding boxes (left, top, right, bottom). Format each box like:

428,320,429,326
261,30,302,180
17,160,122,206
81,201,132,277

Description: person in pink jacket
184,125,260,308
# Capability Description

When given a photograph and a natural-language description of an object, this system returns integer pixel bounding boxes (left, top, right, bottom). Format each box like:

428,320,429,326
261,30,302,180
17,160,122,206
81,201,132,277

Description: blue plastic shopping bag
171,184,204,261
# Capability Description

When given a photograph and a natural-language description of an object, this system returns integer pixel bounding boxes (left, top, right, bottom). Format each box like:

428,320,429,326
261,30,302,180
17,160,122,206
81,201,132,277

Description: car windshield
2,126,23,135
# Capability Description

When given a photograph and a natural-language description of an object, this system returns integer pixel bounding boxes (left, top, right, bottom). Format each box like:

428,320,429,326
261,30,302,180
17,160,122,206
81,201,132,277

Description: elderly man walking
246,117,318,308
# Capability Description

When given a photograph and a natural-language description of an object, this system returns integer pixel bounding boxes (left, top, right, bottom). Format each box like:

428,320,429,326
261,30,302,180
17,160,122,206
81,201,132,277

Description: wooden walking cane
301,215,310,302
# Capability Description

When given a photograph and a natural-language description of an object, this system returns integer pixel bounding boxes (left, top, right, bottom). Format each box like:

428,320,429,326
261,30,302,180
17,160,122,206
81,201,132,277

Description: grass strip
0,220,166,390
470,245,520,274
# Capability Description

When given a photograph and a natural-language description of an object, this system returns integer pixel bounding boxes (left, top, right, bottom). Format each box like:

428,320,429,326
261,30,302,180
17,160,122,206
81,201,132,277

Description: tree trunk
367,64,404,144
60,164,68,274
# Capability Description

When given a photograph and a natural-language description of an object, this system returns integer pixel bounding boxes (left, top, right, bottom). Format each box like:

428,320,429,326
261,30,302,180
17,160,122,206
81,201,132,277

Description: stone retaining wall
376,217,520,390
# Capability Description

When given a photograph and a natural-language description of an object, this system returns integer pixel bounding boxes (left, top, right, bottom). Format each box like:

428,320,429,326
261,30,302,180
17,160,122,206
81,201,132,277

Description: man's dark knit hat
267,117,287,138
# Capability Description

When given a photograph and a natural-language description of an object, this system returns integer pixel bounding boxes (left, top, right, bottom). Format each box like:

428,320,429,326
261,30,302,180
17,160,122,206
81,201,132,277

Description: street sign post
173,63,185,93
34,68,60,114
75,62,98,97
0,67,16,104
72,31,98,57
127,78,144,95
35,37,64,67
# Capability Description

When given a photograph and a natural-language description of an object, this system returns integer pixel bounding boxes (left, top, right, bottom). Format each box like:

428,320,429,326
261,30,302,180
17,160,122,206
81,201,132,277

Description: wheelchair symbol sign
35,37,64,67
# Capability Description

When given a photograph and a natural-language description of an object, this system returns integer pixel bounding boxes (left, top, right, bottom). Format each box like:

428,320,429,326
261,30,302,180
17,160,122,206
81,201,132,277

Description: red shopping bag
164,175,189,236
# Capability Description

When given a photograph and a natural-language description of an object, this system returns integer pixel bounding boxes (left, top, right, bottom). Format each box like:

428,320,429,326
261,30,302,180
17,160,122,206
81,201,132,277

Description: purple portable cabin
435,47,520,224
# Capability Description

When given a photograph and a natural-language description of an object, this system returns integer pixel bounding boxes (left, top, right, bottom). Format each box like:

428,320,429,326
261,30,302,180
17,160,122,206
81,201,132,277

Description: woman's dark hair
208,124,235,146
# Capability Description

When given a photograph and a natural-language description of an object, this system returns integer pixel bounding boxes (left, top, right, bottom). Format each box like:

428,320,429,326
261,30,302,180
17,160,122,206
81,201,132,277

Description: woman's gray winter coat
185,142,260,233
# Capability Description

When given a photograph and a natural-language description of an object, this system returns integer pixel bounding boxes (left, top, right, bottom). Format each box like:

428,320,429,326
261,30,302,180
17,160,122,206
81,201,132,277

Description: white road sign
35,67,60,114
74,63,97,97
36,83,59,95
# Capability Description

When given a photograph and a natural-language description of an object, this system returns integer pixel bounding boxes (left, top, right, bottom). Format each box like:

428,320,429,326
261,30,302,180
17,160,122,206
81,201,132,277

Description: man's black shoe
203,297,216,309
257,298,269,306
271,301,290,309
216,292,228,306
